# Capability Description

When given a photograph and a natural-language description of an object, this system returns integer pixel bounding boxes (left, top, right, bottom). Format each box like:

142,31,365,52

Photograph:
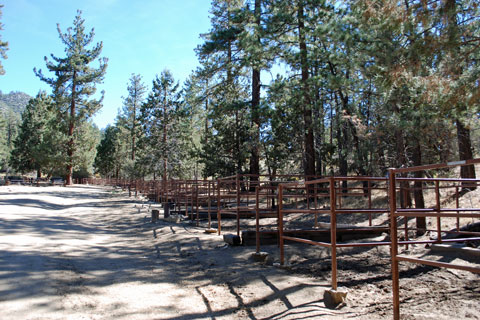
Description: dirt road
0,185,345,320
1,185,478,320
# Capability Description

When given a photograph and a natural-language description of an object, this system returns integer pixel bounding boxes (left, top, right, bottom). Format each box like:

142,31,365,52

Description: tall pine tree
117,74,146,162
94,125,121,178
139,70,183,180
10,92,58,177
34,10,107,185
197,0,251,177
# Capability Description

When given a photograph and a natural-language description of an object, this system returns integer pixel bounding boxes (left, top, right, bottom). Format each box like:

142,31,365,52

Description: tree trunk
249,67,261,187
395,128,411,208
332,92,348,190
163,88,168,184
235,110,242,174
225,4,241,175
314,103,324,176
341,97,369,193
443,0,476,190
132,98,136,161
376,137,386,174
298,0,315,178
249,0,261,188
412,136,426,235
339,124,348,192
204,80,209,146
313,59,324,177
456,118,476,191
66,71,76,186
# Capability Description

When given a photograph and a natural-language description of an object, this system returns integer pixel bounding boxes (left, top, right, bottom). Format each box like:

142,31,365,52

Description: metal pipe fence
82,160,480,320
276,176,390,290
388,159,480,320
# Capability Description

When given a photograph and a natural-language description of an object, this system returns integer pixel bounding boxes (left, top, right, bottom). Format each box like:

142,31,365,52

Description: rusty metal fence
276,177,390,290
388,160,480,320
83,159,480,320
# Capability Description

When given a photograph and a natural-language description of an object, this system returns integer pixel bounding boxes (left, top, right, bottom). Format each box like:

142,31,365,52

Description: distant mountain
0,91,32,116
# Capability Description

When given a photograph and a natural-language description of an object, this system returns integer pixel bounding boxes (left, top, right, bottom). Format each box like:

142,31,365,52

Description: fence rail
81,159,480,320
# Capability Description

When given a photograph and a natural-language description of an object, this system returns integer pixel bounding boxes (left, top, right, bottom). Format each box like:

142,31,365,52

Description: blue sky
0,0,212,129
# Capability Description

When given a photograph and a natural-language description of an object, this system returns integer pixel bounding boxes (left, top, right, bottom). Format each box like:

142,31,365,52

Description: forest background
1,0,479,185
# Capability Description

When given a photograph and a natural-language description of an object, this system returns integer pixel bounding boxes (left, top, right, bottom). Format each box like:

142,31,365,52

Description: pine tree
34,10,107,185
139,70,184,180
182,70,212,179
265,0,321,177
265,75,306,175
3,108,19,154
197,0,251,177
441,0,478,188
239,0,265,180
187,0,480,181
9,92,57,177
354,0,479,174
74,121,101,179
118,74,146,162
94,125,120,177
0,113,8,169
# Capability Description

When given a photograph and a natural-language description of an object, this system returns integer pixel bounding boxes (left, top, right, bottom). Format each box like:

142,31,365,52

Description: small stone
251,252,269,263
204,228,217,234
324,288,348,309
223,234,241,246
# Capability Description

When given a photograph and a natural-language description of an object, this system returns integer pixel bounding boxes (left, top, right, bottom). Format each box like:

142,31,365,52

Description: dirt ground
0,185,478,319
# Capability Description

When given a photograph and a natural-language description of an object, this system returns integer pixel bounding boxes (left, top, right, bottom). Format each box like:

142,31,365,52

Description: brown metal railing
277,177,390,289
216,174,322,236
82,160,480,320
388,159,480,320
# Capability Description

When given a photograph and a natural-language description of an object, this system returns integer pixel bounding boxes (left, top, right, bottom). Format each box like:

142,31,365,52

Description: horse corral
84,159,480,319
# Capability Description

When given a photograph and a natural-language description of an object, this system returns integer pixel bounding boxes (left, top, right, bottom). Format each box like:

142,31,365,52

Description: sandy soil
0,185,478,319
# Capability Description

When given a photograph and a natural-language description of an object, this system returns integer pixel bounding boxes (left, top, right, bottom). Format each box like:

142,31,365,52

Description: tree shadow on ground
1,186,355,319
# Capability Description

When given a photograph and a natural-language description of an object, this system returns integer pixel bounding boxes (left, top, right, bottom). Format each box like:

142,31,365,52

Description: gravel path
0,185,344,320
